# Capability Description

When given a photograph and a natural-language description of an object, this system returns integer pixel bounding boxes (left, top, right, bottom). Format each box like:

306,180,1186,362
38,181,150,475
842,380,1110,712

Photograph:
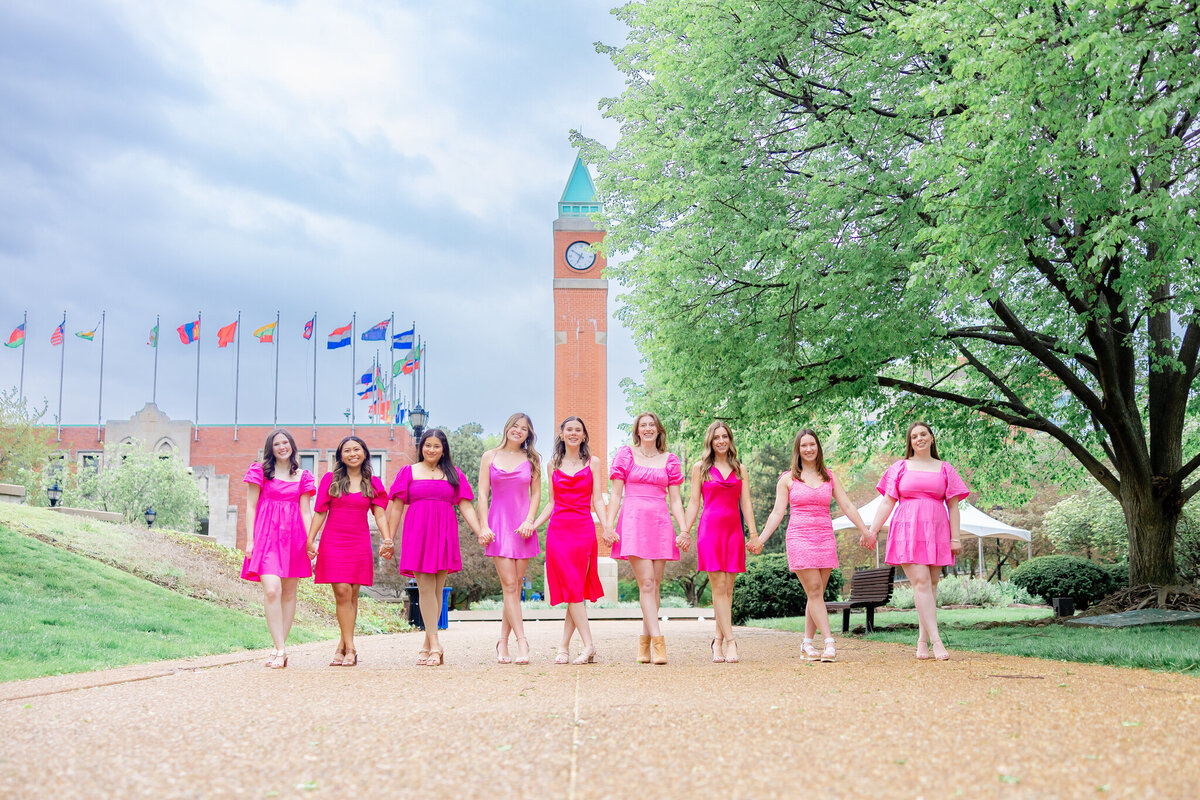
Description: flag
395,408,406,424
217,321,238,348
253,321,277,343
303,318,314,340
147,324,158,347
4,323,24,349
401,344,423,374
392,360,404,377
360,368,374,385
50,319,65,346
361,319,389,341
327,323,351,350
393,327,414,350
178,319,200,344
357,384,375,398
369,399,391,418
75,322,99,341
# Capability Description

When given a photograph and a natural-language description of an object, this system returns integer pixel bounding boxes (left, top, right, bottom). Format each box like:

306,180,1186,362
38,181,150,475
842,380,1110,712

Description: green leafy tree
580,0,1200,584
65,440,208,531
0,389,53,504
1042,487,1130,562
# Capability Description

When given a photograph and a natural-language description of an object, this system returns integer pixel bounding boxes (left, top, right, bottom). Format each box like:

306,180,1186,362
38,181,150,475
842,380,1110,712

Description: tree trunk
1123,477,1181,585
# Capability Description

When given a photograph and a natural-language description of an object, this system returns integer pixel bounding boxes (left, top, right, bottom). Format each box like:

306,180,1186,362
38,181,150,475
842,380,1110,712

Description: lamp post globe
145,507,156,527
47,481,62,508
410,404,428,445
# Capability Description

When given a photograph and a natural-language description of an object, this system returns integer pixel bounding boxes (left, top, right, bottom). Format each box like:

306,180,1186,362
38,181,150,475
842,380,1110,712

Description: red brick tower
553,157,608,475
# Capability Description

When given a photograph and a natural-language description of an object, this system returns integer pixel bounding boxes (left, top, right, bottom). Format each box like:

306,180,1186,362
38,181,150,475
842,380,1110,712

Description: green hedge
731,553,843,624
1099,562,1129,590
1010,555,1116,609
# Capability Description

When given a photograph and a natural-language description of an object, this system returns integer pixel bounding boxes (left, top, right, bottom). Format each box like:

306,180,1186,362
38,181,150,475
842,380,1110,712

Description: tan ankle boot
651,635,667,665
637,635,651,663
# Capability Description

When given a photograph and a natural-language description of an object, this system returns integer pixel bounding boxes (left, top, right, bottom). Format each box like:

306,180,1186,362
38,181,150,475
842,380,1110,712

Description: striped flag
253,321,277,343
178,319,200,344
50,319,65,346
4,323,24,349
327,323,351,350
75,322,99,341
147,324,158,347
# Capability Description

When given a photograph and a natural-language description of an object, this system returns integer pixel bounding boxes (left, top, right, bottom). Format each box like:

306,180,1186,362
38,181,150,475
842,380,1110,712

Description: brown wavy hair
261,428,299,481
699,421,742,479
630,411,667,452
499,412,541,474
903,421,941,460
328,435,376,499
549,416,592,473
790,428,831,483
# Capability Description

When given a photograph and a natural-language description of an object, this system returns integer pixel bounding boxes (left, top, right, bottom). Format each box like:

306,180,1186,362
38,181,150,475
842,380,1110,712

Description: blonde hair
699,421,742,478
630,411,667,452
500,412,541,474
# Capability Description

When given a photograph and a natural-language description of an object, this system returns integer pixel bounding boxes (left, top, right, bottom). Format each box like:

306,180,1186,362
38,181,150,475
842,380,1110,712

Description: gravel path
2,620,1196,798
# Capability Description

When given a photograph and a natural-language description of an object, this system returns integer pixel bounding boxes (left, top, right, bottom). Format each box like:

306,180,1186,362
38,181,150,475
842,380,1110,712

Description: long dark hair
791,428,831,483
699,420,742,478
329,436,376,499
261,428,299,481
418,428,458,492
549,416,592,472
904,421,941,460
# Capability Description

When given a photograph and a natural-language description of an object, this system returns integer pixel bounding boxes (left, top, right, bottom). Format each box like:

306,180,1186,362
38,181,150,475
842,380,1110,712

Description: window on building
371,453,384,481
299,453,317,475
79,452,102,474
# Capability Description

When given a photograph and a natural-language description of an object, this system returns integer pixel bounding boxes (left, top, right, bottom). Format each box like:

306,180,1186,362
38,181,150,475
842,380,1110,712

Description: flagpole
311,312,318,442
350,312,356,436
96,311,105,442
389,312,395,440
56,311,65,442
273,309,280,426
234,311,241,442
152,315,160,405
18,310,26,405
194,310,201,442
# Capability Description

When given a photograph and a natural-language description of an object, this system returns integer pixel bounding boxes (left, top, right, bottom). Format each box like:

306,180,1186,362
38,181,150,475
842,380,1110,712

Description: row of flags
5,319,100,349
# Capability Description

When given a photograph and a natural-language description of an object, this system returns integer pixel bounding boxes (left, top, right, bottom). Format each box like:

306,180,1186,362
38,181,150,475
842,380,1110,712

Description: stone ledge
0,483,26,504
50,506,125,524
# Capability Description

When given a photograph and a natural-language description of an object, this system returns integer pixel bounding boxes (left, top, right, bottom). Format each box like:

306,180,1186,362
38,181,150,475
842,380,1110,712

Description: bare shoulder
691,461,704,477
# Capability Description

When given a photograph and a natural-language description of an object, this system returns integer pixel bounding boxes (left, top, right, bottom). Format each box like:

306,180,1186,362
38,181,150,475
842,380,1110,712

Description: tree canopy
581,0,1200,583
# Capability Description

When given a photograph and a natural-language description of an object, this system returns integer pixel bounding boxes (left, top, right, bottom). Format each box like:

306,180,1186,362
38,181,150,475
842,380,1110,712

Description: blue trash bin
438,586,452,630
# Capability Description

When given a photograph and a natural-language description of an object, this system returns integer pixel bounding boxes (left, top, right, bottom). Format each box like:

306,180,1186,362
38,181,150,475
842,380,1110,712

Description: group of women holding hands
240,413,969,669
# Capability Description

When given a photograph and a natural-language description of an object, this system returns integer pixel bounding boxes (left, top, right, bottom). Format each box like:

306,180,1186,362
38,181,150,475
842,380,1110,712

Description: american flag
50,319,65,346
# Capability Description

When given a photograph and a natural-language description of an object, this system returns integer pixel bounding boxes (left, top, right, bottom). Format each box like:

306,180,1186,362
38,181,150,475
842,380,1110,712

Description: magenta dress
241,463,316,582
696,466,746,573
545,467,603,604
313,472,388,585
389,465,474,577
877,460,970,567
610,446,685,561
785,474,838,571
483,460,539,560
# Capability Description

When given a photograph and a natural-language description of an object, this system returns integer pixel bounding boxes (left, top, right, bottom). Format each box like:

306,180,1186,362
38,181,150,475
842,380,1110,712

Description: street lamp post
47,481,62,508
145,507,156,527
410,404,428,445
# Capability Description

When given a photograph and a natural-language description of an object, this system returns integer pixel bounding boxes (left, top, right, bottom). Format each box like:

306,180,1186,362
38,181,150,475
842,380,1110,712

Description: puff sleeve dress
876,460,970,567
609,446,685,561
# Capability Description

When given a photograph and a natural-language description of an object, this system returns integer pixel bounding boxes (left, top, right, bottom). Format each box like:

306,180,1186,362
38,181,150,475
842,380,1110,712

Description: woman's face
562,420,585,447
340,440,365,468
506,419,530,447
421,436,444,464
712,427,731,454
909,425,933,454
637,415,659,446
271,433,292,461
798,434,819,465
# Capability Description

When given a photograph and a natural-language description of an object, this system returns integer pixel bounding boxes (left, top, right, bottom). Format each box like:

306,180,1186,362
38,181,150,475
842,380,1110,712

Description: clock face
565,240,597,271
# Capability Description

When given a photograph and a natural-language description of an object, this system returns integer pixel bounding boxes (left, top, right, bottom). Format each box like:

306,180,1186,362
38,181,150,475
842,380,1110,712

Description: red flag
217,321,237,348
50,319,65,346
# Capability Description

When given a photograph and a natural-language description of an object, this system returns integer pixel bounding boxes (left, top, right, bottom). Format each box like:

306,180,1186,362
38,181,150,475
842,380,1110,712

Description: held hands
601,526,618,547
379,540,395,561
746,536,764,555
516,521,536,539
306,540,318,561
675,531,691,553
478,526,496,547
858,529,877,551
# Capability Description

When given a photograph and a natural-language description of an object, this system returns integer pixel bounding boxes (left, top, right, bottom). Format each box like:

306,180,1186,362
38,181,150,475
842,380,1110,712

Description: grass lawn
0,525,334,682
749,607,1200,673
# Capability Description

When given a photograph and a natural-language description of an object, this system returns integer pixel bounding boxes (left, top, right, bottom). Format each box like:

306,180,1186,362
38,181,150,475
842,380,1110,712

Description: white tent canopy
832,497,1031,575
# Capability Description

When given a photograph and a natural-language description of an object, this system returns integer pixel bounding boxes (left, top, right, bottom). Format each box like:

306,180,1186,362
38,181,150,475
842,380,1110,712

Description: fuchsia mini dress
389,465,474,577
313,472,388,585
877,460,970,567
696,466,746,573
610,446,685,561
784,473,839,571
545,466,604,604
483,459,539,560
241,462,316,582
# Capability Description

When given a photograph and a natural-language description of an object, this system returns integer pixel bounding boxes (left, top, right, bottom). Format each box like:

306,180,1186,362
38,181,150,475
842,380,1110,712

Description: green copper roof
558,156,601,216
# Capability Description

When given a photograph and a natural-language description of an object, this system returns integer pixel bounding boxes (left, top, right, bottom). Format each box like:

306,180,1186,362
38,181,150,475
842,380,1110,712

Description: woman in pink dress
683,421,757,664
477,413,542,665
532,416,610,665
752,430,870,663
866,421,969,661
242,428,316,669
606,411,687,665
306,436,389,667
384,428,483,666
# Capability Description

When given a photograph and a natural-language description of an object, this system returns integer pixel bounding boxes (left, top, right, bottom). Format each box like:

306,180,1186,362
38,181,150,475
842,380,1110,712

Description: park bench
825,566,895,633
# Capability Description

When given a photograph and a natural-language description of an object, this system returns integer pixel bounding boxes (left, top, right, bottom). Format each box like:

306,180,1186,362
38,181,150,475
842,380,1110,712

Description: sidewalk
1,619,1196,798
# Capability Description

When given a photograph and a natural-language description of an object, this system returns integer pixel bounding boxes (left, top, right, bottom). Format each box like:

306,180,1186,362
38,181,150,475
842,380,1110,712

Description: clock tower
553,156,608,474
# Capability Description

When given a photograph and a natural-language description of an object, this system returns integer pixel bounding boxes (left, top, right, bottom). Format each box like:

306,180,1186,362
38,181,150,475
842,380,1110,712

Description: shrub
886,577,1042,609
1100,562,1130,590
1010,555,1115,609
731,553,842,624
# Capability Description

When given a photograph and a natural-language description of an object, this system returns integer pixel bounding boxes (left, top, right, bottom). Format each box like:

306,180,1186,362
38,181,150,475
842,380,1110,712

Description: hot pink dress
389,465,474,577
483,460,539,560
241,463,316,582
545,466,603,604
313,472,388,585
610,446,684,561
785,473,838,570
696,466,746,573
877,460,970,567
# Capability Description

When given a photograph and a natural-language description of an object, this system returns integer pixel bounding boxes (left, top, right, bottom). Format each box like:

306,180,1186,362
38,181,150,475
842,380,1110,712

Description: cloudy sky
0,0,638,447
